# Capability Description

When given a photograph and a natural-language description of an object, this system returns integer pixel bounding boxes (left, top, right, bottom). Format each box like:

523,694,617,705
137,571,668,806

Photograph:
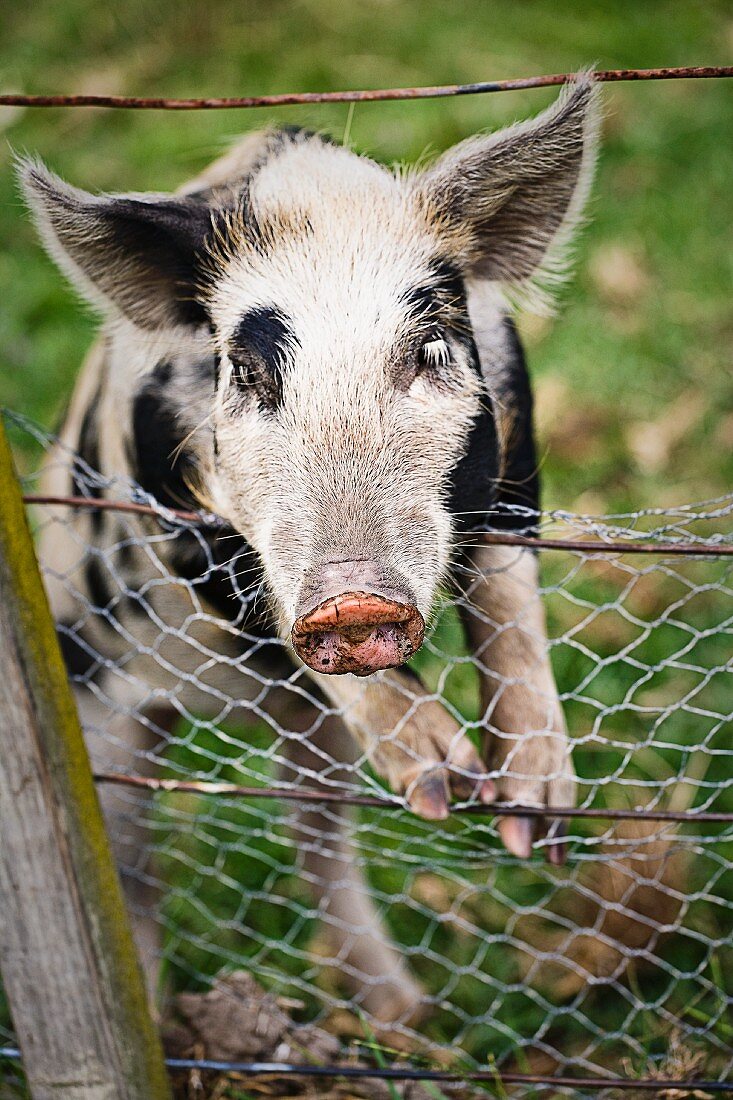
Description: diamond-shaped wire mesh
2,408,732,1096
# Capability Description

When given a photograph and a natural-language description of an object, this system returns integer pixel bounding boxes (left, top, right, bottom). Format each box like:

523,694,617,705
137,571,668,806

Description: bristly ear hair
17,157,218,329
415,71,601,314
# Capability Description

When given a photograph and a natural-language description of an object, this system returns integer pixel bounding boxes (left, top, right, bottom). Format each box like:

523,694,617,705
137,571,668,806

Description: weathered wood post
0,417,171,1100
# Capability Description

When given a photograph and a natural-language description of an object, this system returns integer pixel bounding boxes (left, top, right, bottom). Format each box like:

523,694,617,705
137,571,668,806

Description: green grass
1,0,731,509
1,0,731,1091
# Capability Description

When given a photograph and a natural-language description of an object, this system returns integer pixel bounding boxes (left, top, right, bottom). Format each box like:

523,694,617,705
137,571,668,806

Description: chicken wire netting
1,406,732,1097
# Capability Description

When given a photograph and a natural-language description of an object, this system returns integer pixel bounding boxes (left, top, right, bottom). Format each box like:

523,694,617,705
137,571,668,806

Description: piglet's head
20,76,599,676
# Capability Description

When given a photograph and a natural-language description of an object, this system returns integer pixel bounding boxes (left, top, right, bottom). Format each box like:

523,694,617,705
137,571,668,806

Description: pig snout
292,591,424,675
291,562,425,675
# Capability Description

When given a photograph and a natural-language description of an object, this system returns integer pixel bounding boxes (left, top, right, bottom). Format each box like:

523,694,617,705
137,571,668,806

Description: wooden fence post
0,418,171,1100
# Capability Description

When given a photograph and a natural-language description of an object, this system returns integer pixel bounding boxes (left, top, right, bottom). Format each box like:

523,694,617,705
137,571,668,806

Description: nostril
291,591,425,676
304,630,342,671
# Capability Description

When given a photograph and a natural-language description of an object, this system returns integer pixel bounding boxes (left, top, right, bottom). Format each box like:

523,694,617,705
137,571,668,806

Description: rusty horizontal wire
94,772,733,823
1,66,732,111
23,493,733,557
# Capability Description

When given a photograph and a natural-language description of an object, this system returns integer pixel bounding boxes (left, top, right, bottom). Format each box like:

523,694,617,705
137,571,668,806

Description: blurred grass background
1,0,731,512
1,1,732,1090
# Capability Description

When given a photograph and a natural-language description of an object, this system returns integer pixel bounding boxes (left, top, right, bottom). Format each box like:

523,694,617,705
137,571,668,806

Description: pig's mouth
291,591,425,676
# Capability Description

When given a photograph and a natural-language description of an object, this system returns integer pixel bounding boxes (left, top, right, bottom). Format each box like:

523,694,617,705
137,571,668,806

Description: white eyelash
421,337,451,368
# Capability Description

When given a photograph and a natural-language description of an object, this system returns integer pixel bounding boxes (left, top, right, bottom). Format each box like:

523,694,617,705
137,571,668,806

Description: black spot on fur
256,128,337,169
57,623,100,682
272,125,335,147
73,396,105,532
130,361,198,512
76,413,100,482
231,306,295,364
445,292,543,534
165,529,294,682
449,319,538,535
402,260,466,322
430,258,468,307
401,283,438,325
430,261,483,377
448,385,501,530
170,532,259,622
128,360,277,635
403,260,498,512
402,260,482,384
116,536,134,569
85,555,116,616
491,318,540,532
229,306,296,410
154,358,173,385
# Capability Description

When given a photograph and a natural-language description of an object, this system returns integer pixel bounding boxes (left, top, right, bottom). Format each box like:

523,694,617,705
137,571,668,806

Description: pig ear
17,157,215,328
417,74,600,311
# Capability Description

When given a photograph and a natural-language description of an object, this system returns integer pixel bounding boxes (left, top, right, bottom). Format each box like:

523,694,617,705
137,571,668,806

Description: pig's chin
291,591,425,676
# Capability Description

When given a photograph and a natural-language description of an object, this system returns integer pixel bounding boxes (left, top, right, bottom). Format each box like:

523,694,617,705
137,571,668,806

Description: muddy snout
292,590,425,676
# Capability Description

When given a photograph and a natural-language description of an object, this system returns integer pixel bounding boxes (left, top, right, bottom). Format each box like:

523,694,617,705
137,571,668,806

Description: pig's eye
228,350,282,409
417,335,451,374
226,306,295,411
401,333,453,389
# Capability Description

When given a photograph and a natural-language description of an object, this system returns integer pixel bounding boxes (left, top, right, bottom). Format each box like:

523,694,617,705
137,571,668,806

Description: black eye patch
401,259,470,331
399,259,480,386
227,306,297,409
230,305,295,373
401,282,440,324
429,258,468,307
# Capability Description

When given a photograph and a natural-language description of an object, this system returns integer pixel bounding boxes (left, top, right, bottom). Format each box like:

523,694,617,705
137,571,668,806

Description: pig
20,73,598,1026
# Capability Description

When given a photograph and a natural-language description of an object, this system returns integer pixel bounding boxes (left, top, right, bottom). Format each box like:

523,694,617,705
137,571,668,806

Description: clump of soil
163,970,441,1099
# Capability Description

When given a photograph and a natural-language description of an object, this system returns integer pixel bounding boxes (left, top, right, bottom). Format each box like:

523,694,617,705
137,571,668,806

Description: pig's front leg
458,544,575,863
308,668,495,821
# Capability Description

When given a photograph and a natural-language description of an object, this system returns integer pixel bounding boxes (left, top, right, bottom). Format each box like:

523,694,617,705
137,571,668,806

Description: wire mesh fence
1,407,732,1097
